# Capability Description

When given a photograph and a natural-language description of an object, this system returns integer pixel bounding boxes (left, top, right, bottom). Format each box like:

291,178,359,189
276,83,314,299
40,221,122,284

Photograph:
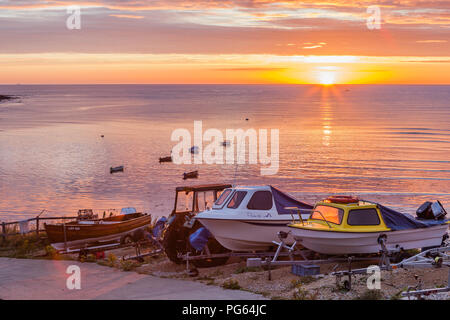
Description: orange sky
0,1,449,84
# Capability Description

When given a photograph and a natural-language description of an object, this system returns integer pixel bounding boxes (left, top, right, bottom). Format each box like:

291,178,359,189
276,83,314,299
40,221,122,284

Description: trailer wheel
162,214,188,264
120,235,133,245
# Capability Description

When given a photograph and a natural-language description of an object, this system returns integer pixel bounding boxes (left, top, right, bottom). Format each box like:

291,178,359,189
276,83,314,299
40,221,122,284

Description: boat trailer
330,239,450,297
57,230,165,262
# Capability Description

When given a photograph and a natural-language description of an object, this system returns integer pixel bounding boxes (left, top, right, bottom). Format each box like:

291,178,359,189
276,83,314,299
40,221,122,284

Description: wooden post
36,217,40,236
1,222,6,241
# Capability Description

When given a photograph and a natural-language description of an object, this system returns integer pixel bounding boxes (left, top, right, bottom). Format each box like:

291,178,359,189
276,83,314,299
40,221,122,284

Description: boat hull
289,224,449,255
44,214,151,251
197,217,293,251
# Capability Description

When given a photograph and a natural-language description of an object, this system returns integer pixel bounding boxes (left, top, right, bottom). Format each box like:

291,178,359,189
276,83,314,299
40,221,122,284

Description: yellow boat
288,196,449,255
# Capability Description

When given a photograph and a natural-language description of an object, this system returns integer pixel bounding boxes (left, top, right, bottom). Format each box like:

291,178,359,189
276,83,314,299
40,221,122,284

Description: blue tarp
189,227,211,251
270,186,313,215
373,202,448,231
152,216,167,238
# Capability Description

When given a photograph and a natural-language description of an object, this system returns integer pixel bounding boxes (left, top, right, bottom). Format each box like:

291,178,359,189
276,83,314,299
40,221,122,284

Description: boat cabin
207,185,312,218
300,197,390,232
173,184,232,214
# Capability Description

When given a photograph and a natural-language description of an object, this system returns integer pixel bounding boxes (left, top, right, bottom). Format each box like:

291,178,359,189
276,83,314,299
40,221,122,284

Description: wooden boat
110,165,124,173
159,156,172,163
183,170,198,180
289,197,449,255
44,212,151,251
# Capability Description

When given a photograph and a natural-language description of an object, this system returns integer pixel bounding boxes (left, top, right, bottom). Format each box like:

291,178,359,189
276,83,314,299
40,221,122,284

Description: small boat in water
159,156,172,163
195,185,313,251
183,170,198,180
110,165,124,174
190,146,199,154
44,211,151,251
288,196,449,255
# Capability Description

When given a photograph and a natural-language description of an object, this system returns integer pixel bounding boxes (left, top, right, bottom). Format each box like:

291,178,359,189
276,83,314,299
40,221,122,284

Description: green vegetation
290,276,317,288
390,288,407,300
0,233,50,259
120,259,141,271
221,279,242,290
292,285,319,300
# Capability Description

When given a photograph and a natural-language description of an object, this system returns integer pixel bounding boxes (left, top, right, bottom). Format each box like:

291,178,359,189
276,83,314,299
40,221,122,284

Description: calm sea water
0,85,449,221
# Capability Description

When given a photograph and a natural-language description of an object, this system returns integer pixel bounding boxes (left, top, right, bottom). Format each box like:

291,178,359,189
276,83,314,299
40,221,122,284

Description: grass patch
222,279,242,290
0,233,49,258
292,285,319,300
234,266,263,274
390,288,407,300
120,259,141,271
290,276,317,288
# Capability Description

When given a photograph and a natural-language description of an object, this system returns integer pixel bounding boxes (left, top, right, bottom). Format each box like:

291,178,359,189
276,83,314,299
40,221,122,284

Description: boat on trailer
288,196,449,255
44,211,151,251
195,185,313,251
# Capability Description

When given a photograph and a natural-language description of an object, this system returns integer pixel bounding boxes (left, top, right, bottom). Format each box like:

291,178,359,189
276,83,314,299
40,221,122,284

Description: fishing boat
44,211,151,251
110,165,124,173
195,185,313,251
159,156,172,163
288,196,449,255
183,170,198,180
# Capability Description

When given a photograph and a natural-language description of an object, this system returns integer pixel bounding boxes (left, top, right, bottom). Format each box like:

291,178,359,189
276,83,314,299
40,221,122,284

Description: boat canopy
375,203,448,231
121,207,137,215
270,186,313,215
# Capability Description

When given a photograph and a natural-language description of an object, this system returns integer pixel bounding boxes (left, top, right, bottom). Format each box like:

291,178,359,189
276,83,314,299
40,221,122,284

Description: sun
318,71,336,85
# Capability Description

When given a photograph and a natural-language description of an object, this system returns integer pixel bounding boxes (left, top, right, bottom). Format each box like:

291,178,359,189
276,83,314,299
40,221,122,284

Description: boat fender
189,227,212,252
377,234,387,245
152,216,167,238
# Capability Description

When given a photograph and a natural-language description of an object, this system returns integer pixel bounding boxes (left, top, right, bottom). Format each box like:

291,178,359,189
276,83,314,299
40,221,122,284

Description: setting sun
318,71,336,85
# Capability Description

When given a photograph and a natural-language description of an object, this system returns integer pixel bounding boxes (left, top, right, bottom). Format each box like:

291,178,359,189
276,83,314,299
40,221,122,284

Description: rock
0,95,17,102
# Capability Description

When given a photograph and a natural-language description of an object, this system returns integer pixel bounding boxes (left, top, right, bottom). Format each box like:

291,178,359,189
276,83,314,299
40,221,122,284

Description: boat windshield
227,191,247,209
214,189,232,207
195,191,216,212
176,191,194,213
311,205,344,225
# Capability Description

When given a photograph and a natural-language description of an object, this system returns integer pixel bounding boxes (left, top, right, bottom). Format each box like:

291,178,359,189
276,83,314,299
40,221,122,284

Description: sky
0,0,449,84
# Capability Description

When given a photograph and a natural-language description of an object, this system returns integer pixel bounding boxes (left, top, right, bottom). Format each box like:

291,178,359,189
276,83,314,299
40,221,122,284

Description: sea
0,84,449,221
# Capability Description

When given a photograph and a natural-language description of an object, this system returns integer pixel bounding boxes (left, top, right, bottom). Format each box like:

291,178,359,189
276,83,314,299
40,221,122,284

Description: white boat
195,185,313,251
289,196,449,255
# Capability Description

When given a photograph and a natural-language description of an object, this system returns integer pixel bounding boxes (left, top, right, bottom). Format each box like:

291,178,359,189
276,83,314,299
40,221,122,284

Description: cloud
0,0,448,57
416,39,448,43
109,14,145,19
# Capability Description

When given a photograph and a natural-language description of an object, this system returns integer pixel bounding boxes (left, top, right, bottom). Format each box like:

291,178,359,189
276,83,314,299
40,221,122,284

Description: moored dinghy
110,165,124,174
195,185,313,251
288,196,450,255
159,156,172,163
183,170,198,180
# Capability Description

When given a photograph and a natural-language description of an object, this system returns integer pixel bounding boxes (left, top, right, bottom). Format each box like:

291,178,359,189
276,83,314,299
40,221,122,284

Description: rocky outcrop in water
0,95,18,102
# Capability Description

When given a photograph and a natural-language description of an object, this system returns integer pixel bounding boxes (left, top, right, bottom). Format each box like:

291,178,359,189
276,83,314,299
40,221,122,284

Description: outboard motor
416,201,447,220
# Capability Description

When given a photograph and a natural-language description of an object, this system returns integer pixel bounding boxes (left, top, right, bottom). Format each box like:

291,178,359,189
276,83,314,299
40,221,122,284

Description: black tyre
162,214,190,264
120,235,133,245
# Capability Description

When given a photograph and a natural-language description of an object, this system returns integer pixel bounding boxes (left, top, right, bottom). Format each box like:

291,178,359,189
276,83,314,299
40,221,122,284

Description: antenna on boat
232,136,246,186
